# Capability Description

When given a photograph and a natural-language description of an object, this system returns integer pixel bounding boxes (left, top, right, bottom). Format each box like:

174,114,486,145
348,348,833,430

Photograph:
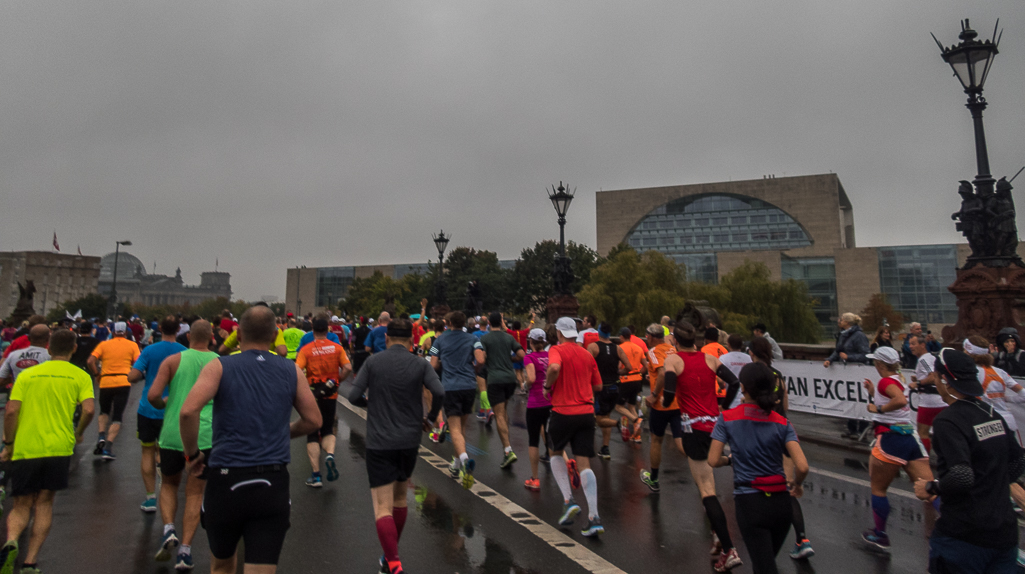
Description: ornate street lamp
432,230,450,306
108,240,132,319
932,19,1002,198
545,182,580,322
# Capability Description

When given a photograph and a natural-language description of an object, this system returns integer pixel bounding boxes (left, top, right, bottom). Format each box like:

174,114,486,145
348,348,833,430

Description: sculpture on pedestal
11,281,37,325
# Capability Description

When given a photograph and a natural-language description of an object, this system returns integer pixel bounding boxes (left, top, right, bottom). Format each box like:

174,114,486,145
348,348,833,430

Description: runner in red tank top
662,322,743,573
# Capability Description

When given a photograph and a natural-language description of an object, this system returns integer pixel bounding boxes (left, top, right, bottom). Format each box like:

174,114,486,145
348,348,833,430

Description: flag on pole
52,231,60,252
77,245,82,256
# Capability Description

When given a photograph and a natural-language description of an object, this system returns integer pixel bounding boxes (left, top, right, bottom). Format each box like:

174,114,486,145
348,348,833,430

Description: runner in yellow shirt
218,322,287,357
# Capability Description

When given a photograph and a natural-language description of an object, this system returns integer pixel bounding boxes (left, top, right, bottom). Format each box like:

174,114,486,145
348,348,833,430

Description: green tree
442,247,513,314
709,261,821,344
510,240,601,314
340,272,411,318
577,249,690,329
44,293,109,323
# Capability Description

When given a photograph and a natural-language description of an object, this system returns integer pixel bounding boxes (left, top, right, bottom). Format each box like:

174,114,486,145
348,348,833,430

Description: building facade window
673,253,718,284
316,267,355,307
877,245,958,326
625,194,812,254
782,256,838,338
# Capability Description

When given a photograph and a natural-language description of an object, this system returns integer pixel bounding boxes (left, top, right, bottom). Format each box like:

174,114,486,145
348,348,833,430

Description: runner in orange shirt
639,324,686,492
701,327,730,405
617,327,647,442
87,321,140,461
296,317,351,488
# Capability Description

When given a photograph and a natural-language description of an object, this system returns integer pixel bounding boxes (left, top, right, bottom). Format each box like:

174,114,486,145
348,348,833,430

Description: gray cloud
1,1,1022,299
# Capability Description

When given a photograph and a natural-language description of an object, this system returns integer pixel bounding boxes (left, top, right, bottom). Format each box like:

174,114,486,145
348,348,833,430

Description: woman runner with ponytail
748,337,814,560
709,362,809,574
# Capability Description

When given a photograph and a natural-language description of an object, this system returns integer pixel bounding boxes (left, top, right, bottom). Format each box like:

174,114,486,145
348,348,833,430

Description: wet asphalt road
2,382,1013,573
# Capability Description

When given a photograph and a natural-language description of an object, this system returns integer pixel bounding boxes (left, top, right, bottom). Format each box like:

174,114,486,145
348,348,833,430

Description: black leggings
735,493,793,574
525,407,552,448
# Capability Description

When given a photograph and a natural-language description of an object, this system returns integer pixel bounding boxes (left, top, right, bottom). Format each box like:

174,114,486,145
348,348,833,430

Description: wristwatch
184,450,201,463
925,480,941,496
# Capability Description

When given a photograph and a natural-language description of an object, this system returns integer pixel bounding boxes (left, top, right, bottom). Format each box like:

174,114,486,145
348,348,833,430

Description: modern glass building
878,245,959,325
782,256,838,336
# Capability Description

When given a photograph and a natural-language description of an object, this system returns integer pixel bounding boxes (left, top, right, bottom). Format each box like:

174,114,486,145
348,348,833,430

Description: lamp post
108,240,132,319
935,19,1025,346
431,231,451,319
545,181,580,322
933,19,1001,200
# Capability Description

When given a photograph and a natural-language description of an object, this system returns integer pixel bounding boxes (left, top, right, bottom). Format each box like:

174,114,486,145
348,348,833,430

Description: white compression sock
581,469,599,520
550,455,573,502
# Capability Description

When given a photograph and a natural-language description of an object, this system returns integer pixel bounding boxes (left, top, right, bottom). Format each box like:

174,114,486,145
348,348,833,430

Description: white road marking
338,397,627,574
807,467,918,500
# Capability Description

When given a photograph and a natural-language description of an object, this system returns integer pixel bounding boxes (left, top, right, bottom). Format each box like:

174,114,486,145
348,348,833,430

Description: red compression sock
376,516,400,565
393,506,408,538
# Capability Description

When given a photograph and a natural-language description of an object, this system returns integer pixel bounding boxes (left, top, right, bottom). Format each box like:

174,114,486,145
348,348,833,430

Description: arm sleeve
423,364,445,421
717,364,741,409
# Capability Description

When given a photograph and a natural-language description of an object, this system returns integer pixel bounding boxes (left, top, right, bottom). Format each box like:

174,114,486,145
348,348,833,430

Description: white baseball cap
331,315,340,323
555,317,578,339
528,328,547,341
866,346,900,365
113,321,127,333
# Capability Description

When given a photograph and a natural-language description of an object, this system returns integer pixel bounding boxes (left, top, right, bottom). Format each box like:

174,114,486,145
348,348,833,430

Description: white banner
778,359,1025,431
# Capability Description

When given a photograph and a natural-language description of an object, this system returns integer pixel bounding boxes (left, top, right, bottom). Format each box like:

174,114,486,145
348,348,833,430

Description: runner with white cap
522,327,552,491
963,336,1025,442
859,345,933,552
544,317,605,537
87,321,140,461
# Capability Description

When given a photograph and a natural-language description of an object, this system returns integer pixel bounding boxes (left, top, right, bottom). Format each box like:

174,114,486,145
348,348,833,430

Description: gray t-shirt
480,330,523,386
349,345,444,450
430,330,482,391
0,346,50,382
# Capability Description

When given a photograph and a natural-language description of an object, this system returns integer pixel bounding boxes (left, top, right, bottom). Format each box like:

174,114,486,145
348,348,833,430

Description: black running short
548,412,595,458
306,398,337,443
137,413,163,445
595,385,618,417
525,406,552,448
202,466,291,565
617,381,641,405
98,386,131,423
681,430,713,461
648,408,683,439
10,456,71,497
444,389,477,417
160,448,212,479
487,383,517,407
366,447,419,488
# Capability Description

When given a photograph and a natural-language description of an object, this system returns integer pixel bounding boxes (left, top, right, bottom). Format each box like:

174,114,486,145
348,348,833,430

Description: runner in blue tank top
179,305,321,574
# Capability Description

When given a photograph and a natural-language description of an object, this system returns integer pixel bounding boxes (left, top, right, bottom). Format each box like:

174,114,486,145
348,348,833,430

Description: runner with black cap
916,347,1025,573
347,317,444,574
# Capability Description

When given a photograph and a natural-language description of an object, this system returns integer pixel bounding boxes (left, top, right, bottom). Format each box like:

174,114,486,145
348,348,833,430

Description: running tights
791,497,806,540
735,493,793,574
702,496,734,551
550,455,573,502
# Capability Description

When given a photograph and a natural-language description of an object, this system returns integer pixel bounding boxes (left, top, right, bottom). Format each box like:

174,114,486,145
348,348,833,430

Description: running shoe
175,551,194,571
140,497,157,513
713,548,742,572
710,533,722,555
101,448,116,461
861,529,890,552
93,439,105,456
305,474,323,488
485,409,495,427
581,517,604,537
325,456,339,482
789,539,815,560
524,478,540,491
631,434,642,444
0,540,18,574
640,470,660,493
558,500,581,526
429,429,441,443
460,459,476,490
449,458,460,478
476,409,487,422
567,459,581,490
633,416,643,438
19,568,40,574
620,421,631,442
500,451,518,469
598,446,611,460
155,529,179,562
379,555,388,574
539,452,551,465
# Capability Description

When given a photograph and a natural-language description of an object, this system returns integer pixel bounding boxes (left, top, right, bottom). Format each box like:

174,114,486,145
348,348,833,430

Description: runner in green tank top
145,320,219,571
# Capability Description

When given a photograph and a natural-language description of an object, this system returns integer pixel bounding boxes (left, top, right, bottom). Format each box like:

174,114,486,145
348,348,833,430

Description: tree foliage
441,247,513,314
510,240,601,314
577,249,822,343
44,293,109,323
860,293,905,334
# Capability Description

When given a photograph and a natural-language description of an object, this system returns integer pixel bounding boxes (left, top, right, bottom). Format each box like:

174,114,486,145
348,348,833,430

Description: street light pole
545,182,580,322
108,240,132,319
431,231,451,319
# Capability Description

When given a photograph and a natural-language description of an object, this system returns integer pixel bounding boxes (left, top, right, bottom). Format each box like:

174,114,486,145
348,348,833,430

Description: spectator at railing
994,328,1025,378
870,325,893,353
823,313,871,368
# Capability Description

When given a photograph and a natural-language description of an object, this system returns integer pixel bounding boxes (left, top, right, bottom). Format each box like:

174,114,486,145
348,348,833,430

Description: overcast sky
1,1,1022,300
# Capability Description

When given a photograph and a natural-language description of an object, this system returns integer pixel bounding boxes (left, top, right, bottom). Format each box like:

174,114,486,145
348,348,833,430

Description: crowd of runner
0,304,1022,573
